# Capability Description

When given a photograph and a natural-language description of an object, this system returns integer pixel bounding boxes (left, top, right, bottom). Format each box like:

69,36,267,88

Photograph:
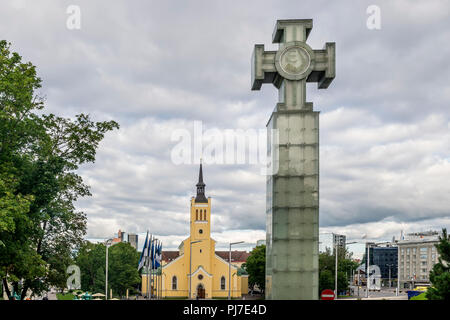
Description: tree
319,270,333,293
108,242,140,296
244,245,265,293
0,40,119,299
75,241,140,296
319,246,358,295
75,241,106,293
426,228,450,300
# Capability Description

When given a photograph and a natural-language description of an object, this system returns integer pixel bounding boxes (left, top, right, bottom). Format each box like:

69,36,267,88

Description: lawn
56,293,75,300
410,292,428,300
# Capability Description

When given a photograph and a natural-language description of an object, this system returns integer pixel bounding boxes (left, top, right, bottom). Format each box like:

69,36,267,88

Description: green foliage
75,241,140,296
245,245,265,292
0,40,119,299
319,270,333,293
426,228,450,300
319,246,358,294
108,242,141,296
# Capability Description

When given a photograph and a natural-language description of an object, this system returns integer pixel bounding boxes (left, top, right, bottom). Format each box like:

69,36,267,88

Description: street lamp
386,264,393,288
189,240,202,299
105,238,113,300
332,235,357,300
229,241,244,300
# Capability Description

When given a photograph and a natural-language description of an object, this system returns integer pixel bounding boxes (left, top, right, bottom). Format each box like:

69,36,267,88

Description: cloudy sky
2,0,449,257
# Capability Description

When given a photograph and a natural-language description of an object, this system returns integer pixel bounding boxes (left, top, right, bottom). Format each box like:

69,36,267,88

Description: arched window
172,276,177,290
196,210,198,221
221,276,226,290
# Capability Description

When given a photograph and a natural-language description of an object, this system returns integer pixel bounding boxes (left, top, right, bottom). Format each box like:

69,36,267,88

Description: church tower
190,161,211,241
159,162,247,299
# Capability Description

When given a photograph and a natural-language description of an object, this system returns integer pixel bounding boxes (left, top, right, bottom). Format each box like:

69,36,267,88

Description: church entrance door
197,284,205,299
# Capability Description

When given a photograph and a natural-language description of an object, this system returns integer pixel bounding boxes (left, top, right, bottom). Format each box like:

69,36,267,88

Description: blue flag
155,241,162,269
138,231,149,271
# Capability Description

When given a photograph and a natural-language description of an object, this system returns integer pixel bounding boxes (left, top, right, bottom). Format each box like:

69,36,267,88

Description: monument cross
251,19,335,300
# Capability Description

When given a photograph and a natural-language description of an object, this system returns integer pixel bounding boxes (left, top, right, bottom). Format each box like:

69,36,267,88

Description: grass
410,292,428,300
56,293,75,300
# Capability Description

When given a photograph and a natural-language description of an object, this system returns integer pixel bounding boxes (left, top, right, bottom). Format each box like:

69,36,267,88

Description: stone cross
251,19,335,300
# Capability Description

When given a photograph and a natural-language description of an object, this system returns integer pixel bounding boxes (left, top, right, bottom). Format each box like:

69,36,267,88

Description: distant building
365,245,398,283
319,233,346,253
128,233,138,250
256,240,266,247
397,231,440,289
110,229,138,250
111,229,124,245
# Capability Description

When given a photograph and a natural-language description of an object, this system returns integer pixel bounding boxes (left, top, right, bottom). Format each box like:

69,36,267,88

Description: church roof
162,251,180,262
216,251,251,262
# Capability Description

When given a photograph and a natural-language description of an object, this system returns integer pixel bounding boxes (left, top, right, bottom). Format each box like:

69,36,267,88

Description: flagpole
159,241,162,300
147,235,153,300
151,237,155,300
157,240,159,300
156,240,158,300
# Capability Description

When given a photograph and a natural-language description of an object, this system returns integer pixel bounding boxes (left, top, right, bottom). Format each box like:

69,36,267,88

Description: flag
147,235,155,268
155,241,162,269
138,231,149,271
150,239,156,270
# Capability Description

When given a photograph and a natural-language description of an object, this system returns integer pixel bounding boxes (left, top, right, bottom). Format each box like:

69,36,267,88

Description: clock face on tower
280,47,310,75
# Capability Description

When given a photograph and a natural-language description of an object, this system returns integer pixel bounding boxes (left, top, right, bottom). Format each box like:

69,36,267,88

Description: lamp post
366,243,372,298
386,264,393,288
332,234,357,300
229,241,244,300
334,235,338,299
189,240,202,299
105,238,113,300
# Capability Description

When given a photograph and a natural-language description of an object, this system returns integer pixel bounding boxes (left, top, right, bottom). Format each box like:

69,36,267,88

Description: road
340,286,408,300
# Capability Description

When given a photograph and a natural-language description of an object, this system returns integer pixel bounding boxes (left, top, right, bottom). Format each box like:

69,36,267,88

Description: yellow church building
142,163,248,299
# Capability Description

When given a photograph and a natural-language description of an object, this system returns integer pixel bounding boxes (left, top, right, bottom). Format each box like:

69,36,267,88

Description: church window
199,229,203,234
221,276,226,290
172,276,177,290
196,211,198,220
198,274,203,280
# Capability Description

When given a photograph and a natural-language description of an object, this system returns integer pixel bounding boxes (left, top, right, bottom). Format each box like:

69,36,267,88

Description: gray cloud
1,0,449,251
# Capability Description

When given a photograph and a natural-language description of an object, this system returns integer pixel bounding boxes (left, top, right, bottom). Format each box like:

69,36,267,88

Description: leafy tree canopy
426,228,450,300
244,245,265,292
0,40,119,299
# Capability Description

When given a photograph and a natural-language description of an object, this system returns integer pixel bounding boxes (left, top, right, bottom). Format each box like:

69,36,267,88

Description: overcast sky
2,0,449,257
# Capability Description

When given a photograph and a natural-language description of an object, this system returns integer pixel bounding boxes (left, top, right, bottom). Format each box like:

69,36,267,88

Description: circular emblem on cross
275,42,315,81
281,47,310,75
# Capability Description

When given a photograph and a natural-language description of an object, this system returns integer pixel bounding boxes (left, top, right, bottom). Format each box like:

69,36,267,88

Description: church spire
195,160,208,203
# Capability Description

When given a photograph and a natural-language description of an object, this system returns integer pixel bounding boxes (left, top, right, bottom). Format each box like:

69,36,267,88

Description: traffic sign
321,289,335,300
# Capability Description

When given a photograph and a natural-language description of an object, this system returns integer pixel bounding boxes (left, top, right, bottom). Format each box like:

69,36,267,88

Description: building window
196,210,199,220
172,276,177,290
221,276,226,290
198,274,203,280
199,229,203,234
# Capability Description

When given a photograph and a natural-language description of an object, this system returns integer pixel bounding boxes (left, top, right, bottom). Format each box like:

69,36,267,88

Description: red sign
321,289,335,300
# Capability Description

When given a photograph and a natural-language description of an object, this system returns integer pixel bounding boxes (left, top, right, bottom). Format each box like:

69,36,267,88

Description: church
143,163,248,299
